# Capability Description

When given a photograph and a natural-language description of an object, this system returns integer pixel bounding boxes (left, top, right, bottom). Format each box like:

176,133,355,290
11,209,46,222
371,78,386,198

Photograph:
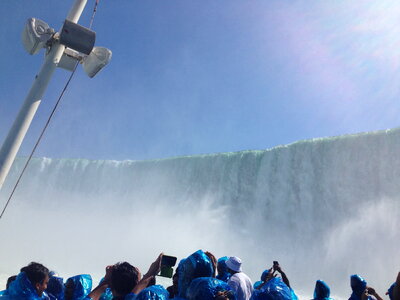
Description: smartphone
161,255,177,267
159,266,174,278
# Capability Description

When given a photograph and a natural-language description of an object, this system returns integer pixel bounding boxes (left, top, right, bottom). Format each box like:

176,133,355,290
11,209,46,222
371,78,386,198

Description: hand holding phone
158,255,177,278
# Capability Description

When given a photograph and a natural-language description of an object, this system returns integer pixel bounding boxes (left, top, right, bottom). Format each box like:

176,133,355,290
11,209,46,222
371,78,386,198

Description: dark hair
47,276,65,298
111,262,139,296
64,278,75,300
6,275,17,289
20,262,49,286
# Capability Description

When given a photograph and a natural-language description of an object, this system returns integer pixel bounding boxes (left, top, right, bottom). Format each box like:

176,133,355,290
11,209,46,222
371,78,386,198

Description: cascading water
0,128,399,299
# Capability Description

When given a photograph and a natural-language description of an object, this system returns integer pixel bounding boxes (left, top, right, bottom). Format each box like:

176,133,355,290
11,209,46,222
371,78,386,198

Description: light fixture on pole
0,0,112,190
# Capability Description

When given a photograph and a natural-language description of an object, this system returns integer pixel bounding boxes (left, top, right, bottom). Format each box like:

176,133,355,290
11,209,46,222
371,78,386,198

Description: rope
0,0,100,220
89,0,100,28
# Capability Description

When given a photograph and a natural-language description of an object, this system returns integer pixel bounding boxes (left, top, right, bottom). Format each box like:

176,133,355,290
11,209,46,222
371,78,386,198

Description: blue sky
0,0,399,160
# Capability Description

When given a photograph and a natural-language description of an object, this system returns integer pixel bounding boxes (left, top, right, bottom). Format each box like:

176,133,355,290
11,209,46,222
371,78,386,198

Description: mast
0,0,111,190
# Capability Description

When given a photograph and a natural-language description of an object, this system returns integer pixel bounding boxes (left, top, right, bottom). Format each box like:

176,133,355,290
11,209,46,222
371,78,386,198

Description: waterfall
0,128,399,298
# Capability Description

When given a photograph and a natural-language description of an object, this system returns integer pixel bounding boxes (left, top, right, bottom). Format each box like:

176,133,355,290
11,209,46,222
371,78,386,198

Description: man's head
217,257,228,276
64,274,92,300
225,257,242,274
111,262,140,297
46,276,64,299
20,262,49,296
350,274,367,298
64,278,75,300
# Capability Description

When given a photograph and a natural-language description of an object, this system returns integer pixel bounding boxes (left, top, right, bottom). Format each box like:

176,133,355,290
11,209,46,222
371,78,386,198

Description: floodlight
22,18,54,55
59,19,95,55
83,47,112,78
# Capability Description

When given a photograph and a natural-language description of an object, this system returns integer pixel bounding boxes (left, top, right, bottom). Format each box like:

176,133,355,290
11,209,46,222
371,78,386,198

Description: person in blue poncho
0,276,17,298
216,257,231,283
312,280,332,300
388,273,400,300
253,269,271,290
87,262,139,300
256,262,291,291
136,285,169,300
6,262,50,299
250,277,292,300
177,250,215,298
348,275,382,300
387,283,396,300
251,262,297,300
46,275,65,300
87,254,163,300
6,276,17,290
186,277,235,300
65,274,92,300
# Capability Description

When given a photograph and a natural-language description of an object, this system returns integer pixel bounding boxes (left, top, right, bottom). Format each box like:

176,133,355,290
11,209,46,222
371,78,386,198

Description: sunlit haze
0,0,399,160
0,1,399,299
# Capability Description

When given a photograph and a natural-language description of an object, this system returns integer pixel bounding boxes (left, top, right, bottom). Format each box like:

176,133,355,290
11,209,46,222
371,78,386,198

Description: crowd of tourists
0,250,398,300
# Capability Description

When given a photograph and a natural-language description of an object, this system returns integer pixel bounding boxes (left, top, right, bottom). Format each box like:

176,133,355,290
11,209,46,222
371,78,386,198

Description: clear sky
0,0,399,161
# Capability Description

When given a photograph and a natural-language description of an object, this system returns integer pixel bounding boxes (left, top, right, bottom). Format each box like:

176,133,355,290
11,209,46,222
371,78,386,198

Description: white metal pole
67,0,88,22
0,0,88,189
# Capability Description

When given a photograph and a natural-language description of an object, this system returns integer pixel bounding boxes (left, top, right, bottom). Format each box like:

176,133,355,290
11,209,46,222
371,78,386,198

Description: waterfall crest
1,128,399,298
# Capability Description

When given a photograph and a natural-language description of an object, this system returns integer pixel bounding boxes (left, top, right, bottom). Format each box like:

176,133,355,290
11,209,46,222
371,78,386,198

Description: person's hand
367,287,376,296
265,267,276,282
215,291,230,300
87,265,114,300
367,286,384,300
361,289,369,300
143,253,163,278
273,263,282,273
102,265,114,285
205,251,217,277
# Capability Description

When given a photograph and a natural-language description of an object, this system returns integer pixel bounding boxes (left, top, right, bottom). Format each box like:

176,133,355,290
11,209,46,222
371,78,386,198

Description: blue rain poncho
186,277,235,300
253,269,272,289
261,270,271,282
65,274,92,300
99,287,113,300
178,250,214,298
250,277,297,300
254,281,263,290
124,293,137,300
216,257,231,283
349,275,373,300
97,277,113,300
387,283,396,300
6,272,47,299
0,290,10,298
313,280,332,300
46,276,64,300
135,285,169,300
